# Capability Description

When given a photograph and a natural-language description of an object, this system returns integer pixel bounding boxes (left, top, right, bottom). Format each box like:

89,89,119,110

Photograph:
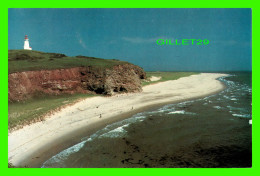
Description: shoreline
8,73,228,168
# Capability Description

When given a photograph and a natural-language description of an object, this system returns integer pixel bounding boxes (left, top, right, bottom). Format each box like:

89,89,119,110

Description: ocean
42,72,252,168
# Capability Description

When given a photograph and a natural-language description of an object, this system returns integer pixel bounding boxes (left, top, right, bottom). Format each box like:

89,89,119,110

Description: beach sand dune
8,73,227,167
149,76,161,82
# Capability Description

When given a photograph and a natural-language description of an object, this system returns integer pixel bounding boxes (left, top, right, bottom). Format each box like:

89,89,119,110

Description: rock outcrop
8,64,146,102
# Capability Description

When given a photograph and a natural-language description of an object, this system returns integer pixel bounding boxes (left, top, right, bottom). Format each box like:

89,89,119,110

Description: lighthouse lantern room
24,35,32,50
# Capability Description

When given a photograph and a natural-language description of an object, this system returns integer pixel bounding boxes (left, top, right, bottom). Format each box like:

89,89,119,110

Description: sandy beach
8,73,228,167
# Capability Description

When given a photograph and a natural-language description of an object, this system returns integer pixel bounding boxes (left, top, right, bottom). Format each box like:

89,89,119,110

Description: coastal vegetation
8,50,128,74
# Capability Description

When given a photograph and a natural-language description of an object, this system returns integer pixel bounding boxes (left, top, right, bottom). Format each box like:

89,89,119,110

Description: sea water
42,72,252,168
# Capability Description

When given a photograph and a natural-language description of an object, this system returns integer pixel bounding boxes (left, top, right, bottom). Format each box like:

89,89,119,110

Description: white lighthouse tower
24,35,32,50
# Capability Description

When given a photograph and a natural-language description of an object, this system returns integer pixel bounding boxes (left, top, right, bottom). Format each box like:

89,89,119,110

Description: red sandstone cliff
8,64,146,102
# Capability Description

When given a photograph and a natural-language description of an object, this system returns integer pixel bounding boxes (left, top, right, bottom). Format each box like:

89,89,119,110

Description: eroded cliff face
8,64,146,102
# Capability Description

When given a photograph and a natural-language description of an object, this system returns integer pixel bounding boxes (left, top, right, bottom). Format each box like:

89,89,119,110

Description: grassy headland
8,50,128,74
8,49,134,129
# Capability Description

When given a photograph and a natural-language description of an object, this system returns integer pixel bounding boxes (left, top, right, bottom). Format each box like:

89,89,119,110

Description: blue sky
8,8,252,71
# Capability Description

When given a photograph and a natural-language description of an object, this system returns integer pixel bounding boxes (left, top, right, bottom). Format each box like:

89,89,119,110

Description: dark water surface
42,72,252,168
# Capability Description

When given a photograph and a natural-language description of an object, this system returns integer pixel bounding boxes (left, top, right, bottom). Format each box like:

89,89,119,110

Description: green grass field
8,50,128,73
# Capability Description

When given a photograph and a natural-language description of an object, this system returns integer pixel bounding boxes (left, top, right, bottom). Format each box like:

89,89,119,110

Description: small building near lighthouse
24,35,32,50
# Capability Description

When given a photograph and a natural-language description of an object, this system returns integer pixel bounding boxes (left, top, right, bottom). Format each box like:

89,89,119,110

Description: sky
8,8,252,71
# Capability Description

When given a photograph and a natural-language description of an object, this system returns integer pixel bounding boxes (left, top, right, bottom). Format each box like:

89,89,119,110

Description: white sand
8,73,228,166
149,76,161,81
